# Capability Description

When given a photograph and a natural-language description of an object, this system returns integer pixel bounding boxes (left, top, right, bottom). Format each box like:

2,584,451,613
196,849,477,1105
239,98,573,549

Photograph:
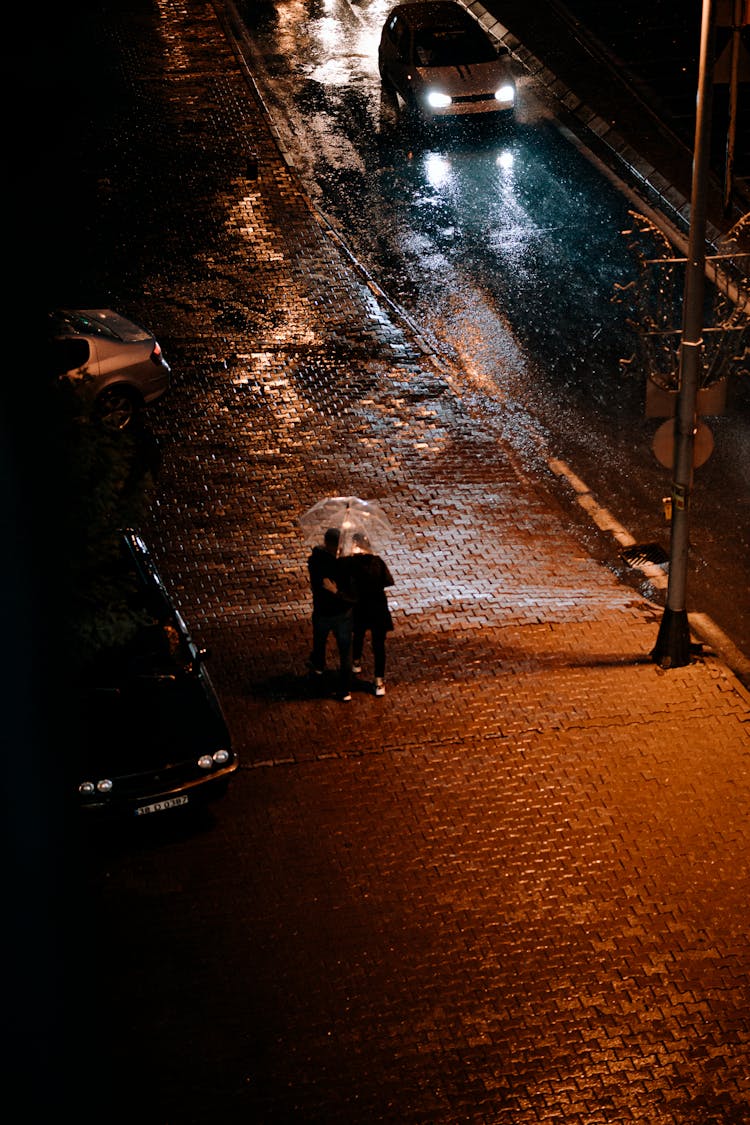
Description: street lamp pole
652,0,716,668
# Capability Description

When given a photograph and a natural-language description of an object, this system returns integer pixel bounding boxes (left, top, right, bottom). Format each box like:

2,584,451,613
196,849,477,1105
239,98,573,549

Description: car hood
414,60,512,93
78,674,230,775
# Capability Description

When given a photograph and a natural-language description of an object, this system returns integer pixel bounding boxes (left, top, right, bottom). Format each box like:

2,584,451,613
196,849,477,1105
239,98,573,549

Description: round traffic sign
652,419,714,469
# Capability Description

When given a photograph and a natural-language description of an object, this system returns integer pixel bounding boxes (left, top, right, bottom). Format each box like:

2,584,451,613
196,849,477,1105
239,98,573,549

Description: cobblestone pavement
20,1,750,1122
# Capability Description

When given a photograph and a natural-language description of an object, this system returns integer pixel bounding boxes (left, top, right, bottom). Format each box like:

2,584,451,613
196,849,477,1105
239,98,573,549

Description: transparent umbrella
298,496,392,557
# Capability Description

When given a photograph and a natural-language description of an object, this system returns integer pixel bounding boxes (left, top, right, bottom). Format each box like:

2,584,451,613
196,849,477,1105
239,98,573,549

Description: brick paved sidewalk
21,1,750,1122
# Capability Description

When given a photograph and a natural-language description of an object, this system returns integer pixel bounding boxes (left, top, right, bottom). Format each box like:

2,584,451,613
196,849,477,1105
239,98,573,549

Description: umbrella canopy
298,496,392,557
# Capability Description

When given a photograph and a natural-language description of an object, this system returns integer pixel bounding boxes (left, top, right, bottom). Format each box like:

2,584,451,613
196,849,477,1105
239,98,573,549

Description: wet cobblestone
28,1,750,1122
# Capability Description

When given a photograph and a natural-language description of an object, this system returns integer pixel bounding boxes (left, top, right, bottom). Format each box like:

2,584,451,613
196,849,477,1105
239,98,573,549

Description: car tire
94,386,141,430
379,65,405,106
403,92,428,136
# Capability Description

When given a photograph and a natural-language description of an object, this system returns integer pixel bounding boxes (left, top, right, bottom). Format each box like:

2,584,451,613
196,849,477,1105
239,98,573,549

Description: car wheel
378,79,400,133
94,386,141,430
380,65,407,102
403,92,428,135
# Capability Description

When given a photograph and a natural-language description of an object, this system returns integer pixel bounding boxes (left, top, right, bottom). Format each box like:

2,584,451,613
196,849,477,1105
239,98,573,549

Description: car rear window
51,311,122,341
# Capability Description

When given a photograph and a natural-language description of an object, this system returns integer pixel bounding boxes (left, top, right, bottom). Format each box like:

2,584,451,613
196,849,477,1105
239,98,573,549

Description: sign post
652,0,716,668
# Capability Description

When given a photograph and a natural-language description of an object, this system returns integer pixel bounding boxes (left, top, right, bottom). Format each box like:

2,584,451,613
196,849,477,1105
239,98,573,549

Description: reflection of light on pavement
152,4,321,357
230,352,316,433
154,0,191,72
309,56,351,85
435,285,527,399
354,24,387,72
221,192,321,351
490,150,531,247
310,15,339,53
227,192,285,261
423,152,452,188
307,2,390,84
276,0,314,72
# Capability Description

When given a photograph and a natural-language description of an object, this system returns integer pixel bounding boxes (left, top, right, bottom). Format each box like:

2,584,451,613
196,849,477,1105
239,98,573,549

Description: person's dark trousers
353,624,387,680
311,610,353,695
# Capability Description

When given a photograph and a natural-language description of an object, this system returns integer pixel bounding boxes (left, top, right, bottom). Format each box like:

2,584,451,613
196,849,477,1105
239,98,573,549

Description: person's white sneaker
352,662,362,674
374,678,386,697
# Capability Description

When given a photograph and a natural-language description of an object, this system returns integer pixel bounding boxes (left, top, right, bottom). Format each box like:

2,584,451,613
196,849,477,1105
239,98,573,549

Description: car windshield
413,23,496,67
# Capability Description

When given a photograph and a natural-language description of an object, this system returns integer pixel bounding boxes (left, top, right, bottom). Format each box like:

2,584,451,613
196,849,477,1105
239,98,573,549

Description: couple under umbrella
300,497,394,702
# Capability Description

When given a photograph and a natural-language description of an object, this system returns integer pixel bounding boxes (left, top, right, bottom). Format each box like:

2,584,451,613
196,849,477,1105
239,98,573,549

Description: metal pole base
651,607,692,668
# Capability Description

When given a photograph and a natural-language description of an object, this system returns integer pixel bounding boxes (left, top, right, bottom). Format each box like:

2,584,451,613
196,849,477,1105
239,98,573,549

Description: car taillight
150,342,163,365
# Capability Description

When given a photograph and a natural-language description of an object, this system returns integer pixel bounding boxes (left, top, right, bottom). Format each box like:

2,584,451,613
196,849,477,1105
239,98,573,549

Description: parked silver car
46,308,171,429
378,0,516,122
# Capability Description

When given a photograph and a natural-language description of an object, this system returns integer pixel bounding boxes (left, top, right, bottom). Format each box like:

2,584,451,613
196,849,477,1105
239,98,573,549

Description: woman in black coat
349,533,394,697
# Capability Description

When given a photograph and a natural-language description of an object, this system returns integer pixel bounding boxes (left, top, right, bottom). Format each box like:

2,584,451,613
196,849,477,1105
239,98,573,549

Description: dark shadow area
78,800,219,861
250,668,384,702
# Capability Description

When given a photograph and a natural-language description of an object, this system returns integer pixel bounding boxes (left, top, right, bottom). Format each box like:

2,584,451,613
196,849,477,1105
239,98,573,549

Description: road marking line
549,458,666,591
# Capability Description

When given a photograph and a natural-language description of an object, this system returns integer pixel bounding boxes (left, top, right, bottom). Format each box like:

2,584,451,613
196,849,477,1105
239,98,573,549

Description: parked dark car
45,308,171,429
73,530,237,819
378,1,517,122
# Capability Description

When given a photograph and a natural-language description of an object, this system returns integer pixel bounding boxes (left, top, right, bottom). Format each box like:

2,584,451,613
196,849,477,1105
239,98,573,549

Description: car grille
452,92,499,105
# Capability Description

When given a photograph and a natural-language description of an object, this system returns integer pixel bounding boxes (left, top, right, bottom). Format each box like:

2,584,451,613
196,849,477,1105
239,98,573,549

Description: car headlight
495,84,515,104
197,749,231,770
78,778,113,795
426,90,452,109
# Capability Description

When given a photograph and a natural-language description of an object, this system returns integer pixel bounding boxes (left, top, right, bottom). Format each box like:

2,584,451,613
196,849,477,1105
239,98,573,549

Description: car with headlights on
74,530,237,820
45,307,171,429
378,0,517,123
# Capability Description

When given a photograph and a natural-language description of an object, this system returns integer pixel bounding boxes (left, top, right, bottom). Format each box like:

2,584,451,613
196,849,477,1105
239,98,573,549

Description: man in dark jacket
307,527,357,701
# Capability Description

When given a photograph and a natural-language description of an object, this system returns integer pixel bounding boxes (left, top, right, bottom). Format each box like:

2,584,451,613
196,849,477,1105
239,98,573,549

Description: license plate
135,794,189,816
